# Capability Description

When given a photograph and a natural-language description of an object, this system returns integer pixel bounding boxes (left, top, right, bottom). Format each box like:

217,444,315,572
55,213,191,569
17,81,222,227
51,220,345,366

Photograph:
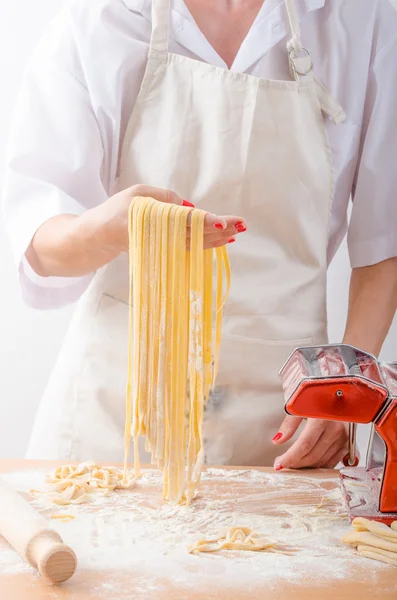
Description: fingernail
272,432,283,443
214,222,224,230
235,222,247,233
183,200,195,208
228,238,236,244
274,463,283,471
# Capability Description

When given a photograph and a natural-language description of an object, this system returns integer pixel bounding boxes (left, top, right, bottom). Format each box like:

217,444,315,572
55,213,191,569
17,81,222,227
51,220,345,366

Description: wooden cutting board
0,460,395,600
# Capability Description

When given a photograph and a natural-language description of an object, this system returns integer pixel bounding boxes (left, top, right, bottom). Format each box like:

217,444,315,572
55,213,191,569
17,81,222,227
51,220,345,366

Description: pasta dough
342,517,397,567
342,530,397,553
189,527,277,554
352,517,397,540
30,462,134,505
124,198,230,504
357,545,397,567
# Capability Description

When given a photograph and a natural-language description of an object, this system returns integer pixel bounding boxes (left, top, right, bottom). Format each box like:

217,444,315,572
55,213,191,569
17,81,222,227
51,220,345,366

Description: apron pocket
216,333,313,392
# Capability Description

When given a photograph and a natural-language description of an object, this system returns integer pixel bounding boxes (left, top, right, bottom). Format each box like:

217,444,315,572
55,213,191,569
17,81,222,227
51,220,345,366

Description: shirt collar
125,0,325,18
125,0,326,71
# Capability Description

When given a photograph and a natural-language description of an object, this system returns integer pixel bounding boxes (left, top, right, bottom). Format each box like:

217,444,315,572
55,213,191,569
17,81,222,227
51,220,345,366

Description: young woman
4,0,397,469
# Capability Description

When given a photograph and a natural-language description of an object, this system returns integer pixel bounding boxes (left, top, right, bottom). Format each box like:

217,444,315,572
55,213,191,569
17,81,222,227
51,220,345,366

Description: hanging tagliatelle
123,197,230,504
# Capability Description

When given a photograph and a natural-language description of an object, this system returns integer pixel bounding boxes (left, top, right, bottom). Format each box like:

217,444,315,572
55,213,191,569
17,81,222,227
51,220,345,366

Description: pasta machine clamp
279,344,397,525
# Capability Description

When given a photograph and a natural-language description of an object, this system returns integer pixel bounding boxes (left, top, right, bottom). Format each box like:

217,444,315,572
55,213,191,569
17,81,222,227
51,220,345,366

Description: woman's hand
98,184,247,254
272,416,349,470
27,184,246,278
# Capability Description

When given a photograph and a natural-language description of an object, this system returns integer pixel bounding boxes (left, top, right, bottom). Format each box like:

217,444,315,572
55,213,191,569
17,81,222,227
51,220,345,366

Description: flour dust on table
1,468,395,600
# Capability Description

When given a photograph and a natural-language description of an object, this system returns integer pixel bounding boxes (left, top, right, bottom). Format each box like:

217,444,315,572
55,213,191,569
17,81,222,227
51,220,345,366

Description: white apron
26,0,345,465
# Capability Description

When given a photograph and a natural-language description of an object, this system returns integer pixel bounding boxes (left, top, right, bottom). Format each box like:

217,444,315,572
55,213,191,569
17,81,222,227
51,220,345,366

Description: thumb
272,415,303,445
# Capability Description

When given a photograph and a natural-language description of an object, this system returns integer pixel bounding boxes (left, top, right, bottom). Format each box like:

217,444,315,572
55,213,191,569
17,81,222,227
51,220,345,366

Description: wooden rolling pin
0,478,77,583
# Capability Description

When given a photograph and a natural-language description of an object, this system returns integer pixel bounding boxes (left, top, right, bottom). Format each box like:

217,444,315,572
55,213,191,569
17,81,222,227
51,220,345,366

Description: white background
0,0,396,459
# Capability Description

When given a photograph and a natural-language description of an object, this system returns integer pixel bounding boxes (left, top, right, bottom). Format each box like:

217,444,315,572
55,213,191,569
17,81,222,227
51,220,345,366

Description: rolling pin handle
0,478,77,585
26,529,77,584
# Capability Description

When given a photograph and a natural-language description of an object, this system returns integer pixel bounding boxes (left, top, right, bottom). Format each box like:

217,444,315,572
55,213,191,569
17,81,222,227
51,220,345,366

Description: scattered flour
0,468,394,599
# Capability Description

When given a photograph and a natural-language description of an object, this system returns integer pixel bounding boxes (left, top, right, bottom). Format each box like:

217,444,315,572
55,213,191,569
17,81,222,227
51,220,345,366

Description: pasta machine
279,344,397,525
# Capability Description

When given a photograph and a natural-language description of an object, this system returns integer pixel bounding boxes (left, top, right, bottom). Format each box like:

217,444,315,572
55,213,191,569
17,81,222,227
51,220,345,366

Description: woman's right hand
97,184,247,253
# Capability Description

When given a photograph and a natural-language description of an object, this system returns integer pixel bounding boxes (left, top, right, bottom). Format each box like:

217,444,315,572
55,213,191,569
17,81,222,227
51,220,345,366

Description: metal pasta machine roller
279,344,397,525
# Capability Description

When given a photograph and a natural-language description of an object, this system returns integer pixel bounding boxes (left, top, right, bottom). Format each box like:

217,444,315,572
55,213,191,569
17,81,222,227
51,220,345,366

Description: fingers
272,415,303,446
126,186,248,249
316,425,349,468
187,236,236,251
208,215,247,231
204,237,235,250
186,211,246,234
274,421,349,470
127,187,248,234
316,443,347,469
195,230,237,244
273,419,325,470
203,213,228,231
202,214,247,234
200,229,238,249
192,215,247,249
312,437,347,469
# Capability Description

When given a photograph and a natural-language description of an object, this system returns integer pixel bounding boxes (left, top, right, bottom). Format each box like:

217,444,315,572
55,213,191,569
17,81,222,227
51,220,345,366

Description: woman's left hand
272,416,349,470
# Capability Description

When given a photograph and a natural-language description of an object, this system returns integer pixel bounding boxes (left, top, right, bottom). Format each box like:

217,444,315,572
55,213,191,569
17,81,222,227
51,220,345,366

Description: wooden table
0,460,395,599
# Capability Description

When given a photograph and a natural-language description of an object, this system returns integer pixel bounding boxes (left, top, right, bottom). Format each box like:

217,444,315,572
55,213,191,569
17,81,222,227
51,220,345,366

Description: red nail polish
272,432,283,443
214,223,224,230
228,238,236,244
235,222,246,232
183,200,195,208
275,464,283,471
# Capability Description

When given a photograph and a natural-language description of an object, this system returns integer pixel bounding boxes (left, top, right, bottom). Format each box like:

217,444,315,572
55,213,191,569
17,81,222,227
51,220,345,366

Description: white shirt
3,0,397,309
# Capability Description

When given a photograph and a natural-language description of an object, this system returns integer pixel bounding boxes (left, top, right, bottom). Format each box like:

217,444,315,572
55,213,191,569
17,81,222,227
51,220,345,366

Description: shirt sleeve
348,4,397,268
2,8,107,309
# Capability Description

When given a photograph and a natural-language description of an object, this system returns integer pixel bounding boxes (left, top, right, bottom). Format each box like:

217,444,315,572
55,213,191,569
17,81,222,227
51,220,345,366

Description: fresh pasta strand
123,197,231,504
203,249,213,402
31,462,134,506
123,200,135,481
213,245,230,386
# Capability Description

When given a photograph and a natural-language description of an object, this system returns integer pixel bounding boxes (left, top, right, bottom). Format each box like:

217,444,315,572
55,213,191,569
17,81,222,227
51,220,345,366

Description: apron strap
285,0,303,54
284,0,346,123
150,0,171,54
285,0,312,82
